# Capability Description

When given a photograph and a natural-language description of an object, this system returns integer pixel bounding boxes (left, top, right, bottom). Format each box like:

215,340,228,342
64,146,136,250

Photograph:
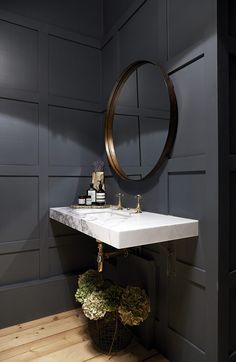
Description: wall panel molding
0,274,78,328
0,176,39,244
166,48,205,75
48,107,103,167
48,96,103,113
102,0,147,46
0,99,39,166
0,9,101,48
48,34,101,102
0,6,103,327
167,0,213,60
118,0,167,70
0,250,40,286
47,28,100,49
0,19,38,92
48,166,100,177
168,264,206,351
167,327,206,362
101,2,218,360
168,54,204,76
0,166,39,176
0,10,41,31
175,260,206,288
0,89,39,103
168,155,206,173
38,29,49,279
0,239,40,255
170,56,207,159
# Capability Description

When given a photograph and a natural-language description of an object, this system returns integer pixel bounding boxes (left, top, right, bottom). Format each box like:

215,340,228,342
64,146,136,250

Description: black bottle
96,181,106,206
87,183,96,204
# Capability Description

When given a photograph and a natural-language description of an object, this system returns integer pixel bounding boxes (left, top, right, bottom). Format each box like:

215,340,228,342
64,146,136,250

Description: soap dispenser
87,183,96,204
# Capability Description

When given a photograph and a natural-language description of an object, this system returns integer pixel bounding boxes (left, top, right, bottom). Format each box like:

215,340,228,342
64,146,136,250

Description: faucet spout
135,194,142,213
116,193,124,210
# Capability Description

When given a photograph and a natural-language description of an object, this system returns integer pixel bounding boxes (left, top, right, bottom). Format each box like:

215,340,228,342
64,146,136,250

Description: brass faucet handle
135,194,142,213
116,193,124,210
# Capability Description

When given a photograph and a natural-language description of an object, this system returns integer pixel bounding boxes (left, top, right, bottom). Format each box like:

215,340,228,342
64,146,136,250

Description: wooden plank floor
0,309,168,362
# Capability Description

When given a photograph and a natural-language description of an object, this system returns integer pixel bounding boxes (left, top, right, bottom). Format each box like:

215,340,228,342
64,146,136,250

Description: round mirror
105,61,178,180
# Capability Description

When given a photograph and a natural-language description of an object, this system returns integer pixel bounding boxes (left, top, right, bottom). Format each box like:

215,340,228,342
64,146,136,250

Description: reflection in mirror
105,61,177,180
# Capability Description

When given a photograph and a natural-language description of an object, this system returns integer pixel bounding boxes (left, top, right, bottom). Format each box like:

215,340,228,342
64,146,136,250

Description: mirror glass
105,61,177,180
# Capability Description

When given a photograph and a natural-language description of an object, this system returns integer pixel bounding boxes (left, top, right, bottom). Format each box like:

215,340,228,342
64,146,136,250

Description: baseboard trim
0,274,79,328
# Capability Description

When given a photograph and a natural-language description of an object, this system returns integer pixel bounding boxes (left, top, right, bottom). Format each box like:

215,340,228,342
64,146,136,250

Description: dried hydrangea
78,269,102,288
103,285,124,313
75,284,94,304
75,270,151,327
82,291,107,320
92,160,104,172
75,269,103,304
118,287,150,326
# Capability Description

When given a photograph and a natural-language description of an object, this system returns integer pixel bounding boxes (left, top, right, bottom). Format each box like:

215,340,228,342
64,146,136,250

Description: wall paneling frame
0,7,102,326
102,0,218,361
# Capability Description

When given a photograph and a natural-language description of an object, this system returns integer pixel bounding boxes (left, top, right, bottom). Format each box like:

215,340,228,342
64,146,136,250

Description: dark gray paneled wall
218,1,236,361
0,4,221,362
103,0,136,34
0,0,103,39
0,9,102,327
102,1,218,361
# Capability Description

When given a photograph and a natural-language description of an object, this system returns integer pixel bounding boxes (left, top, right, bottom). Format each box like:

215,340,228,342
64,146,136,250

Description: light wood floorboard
0,309,168,362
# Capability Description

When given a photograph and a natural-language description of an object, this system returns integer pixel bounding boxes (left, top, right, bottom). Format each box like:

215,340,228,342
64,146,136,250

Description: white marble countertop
49,206,198,249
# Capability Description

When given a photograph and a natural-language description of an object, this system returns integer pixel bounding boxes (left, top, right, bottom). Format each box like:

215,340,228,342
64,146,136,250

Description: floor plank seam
0,309,168,362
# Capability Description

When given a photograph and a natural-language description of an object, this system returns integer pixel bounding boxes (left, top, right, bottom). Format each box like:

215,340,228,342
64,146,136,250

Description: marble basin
49,206,198,249
73,209,131,218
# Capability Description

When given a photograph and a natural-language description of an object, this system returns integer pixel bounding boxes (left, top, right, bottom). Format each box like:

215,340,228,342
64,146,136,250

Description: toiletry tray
70,204,111,209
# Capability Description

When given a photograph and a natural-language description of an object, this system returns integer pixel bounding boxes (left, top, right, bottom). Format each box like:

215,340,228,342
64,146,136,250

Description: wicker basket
88,314,133,354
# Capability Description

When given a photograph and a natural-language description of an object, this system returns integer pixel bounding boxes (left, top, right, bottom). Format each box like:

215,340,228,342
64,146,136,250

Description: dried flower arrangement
75,269,150,353
91,160,105,191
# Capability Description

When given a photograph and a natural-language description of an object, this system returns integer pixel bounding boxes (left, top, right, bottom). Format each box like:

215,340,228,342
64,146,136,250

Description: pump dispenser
87,183,96,204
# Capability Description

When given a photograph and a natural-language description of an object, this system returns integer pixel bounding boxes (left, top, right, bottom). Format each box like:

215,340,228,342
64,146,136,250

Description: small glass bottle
86,196,92,206
96,181,106,206
87,183,96,204
78,195,86,205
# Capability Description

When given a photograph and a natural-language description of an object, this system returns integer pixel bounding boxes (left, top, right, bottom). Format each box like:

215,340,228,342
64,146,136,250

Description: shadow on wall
50,230,97,276
104,162,167,213
0,105,104,168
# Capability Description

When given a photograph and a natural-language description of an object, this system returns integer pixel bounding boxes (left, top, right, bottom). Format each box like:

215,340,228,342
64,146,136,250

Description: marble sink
49,206,198,249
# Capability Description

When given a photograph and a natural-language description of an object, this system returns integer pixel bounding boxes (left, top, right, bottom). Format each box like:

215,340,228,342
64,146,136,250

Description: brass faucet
135,194,142,213
116,193,124,210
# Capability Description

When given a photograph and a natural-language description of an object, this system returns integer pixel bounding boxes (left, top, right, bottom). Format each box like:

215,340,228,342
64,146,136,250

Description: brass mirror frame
105,60,178,181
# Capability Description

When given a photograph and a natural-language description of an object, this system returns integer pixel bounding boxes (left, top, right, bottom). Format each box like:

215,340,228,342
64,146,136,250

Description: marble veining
49,206,199,249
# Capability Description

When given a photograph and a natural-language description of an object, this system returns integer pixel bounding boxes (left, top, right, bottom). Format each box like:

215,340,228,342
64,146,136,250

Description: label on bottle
96,192,106,204
88,190,96,203
86,197,92,206
78,197,86,205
